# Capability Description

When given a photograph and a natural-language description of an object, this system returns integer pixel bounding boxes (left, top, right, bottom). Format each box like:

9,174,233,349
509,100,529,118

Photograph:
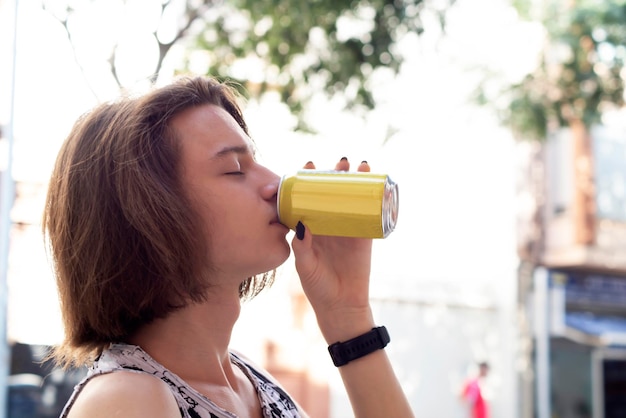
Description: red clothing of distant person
462,377,489,418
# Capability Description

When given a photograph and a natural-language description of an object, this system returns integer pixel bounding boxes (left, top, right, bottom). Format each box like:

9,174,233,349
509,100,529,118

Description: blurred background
0,0,625,417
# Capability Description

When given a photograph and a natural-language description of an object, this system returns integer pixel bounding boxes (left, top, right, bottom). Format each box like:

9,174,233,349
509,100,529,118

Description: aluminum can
277,170,399,238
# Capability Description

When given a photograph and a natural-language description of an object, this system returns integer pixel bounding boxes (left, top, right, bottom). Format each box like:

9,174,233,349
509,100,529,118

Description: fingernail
340,156,348,161
296,221,305,240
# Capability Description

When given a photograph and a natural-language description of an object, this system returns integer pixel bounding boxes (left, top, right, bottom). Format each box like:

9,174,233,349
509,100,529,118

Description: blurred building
516,120,626,418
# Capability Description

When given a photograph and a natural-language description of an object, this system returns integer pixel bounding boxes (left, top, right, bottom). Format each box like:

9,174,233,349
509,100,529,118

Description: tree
475,0,626,141
43,0,455,130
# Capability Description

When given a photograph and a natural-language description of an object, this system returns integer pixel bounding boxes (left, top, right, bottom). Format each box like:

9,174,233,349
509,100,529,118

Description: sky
0,0,543,345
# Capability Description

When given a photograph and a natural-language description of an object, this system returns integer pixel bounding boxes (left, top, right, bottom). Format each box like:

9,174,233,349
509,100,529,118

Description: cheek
199,201,247,253
183,189,225,248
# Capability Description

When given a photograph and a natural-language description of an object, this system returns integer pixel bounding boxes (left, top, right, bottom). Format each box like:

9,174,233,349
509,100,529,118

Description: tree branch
42,4,102,100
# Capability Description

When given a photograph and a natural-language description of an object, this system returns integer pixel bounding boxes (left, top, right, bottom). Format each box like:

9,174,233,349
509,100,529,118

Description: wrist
316,306,375,344
328,326,390,367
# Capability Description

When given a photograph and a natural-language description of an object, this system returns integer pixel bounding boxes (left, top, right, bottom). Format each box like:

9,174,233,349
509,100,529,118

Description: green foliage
479,0,626,141
43,0,454,131
182,0,451,130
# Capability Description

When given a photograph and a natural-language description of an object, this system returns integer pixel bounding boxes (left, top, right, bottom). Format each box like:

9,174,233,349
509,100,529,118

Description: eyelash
225,171,244,176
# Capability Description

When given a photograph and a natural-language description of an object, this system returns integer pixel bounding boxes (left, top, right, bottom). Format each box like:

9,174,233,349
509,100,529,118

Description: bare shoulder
66,370,180,418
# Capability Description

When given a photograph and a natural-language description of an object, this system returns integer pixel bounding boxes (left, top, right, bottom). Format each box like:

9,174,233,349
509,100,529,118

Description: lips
270,216,289,232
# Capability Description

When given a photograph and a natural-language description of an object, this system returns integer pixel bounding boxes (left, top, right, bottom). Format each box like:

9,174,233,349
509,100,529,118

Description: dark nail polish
340,157,348,161
296,221,305,240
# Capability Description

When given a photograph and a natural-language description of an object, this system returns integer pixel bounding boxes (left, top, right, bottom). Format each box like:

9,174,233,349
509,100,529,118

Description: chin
268,244,291,270
244,246,290,277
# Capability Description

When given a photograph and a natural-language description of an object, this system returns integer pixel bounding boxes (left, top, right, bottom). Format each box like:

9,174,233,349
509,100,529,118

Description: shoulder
66,370,180,418
230,350,311,418
230,350,278,385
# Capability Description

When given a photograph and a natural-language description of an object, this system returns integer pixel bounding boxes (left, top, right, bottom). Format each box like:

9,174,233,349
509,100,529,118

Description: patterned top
61,343,303,418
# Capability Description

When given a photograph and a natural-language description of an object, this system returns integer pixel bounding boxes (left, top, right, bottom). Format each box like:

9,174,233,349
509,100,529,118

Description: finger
291,222,313,257
335,156,350,171
303,161,316,169
357,160,370,172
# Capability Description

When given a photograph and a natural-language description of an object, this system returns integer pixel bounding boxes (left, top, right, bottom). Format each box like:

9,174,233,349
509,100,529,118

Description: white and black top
61,343,303,418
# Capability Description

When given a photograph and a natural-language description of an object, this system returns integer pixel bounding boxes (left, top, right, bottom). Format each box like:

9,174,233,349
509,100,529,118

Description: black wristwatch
328,326,390,367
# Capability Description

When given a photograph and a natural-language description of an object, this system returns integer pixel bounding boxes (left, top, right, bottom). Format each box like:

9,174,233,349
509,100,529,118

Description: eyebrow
210,145,252,160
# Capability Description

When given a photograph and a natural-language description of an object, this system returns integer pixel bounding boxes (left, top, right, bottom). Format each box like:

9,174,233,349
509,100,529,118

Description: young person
43,76,414,418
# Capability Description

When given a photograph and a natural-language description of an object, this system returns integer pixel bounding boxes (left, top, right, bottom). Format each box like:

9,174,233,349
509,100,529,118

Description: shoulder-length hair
43,76,273,368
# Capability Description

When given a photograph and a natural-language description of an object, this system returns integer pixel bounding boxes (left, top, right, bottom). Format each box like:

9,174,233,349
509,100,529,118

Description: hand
291,158,375,343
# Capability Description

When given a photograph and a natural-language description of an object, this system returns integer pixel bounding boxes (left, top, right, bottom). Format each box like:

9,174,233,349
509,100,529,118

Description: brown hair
43,76,273,368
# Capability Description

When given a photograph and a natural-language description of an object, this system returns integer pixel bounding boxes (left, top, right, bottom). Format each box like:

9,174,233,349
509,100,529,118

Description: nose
261,169,281,201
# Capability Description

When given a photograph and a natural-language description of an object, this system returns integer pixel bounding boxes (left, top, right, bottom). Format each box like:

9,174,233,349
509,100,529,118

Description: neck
129,287,243,382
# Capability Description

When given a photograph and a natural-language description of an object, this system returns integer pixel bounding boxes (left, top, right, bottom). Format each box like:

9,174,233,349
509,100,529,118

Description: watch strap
328,326,390,367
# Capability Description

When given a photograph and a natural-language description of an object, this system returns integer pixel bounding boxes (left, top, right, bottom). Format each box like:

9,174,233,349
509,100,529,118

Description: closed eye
225,171,244,176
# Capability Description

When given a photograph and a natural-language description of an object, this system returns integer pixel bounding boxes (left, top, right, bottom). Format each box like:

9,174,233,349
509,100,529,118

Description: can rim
381,178,399,238
276,174,288,224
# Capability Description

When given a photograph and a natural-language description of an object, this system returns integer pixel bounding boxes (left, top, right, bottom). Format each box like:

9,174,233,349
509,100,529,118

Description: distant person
43,76,414,418
461,361,490,418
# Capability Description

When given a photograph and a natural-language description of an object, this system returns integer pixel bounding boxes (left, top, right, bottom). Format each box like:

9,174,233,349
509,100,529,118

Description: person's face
172,104,291,283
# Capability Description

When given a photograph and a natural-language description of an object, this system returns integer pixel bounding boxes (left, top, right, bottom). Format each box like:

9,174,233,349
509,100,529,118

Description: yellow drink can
277,170,399,238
